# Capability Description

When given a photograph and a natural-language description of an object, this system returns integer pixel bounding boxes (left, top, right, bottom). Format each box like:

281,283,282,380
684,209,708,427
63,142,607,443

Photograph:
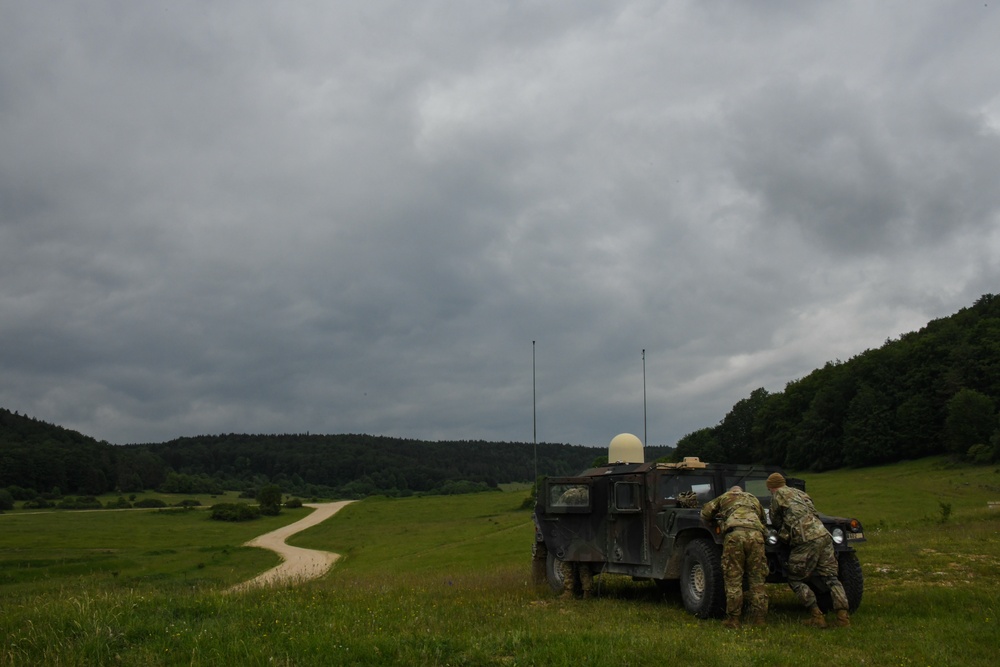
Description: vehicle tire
839,551,864,612
545,551,567,594
813,552,864,613
679,538,725,618
531,540,548,587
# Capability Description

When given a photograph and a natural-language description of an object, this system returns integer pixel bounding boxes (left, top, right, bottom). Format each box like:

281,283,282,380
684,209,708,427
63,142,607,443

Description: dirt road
230,500,353,592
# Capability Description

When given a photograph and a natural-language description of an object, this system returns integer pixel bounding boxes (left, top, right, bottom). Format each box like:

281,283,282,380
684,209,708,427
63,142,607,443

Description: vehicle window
658,475,714,504
725,477,769,498
613,482,641,512
550,483,590,509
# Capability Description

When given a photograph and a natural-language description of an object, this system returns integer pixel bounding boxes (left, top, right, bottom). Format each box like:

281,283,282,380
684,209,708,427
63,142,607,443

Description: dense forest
672,293,1000,470
0,411,672,499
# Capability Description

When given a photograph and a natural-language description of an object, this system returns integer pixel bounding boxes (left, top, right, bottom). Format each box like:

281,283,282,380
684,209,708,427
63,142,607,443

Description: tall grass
3,459,1000,666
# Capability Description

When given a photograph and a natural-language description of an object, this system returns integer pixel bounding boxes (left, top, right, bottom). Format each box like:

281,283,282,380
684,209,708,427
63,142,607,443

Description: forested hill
0,411,673,498
673,293,1000,471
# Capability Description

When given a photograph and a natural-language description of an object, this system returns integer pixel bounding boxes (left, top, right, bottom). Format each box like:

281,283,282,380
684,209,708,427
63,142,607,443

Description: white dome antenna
609,432,644,464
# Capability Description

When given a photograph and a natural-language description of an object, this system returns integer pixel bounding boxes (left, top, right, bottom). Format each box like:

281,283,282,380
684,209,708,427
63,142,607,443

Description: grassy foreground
2,457,999,666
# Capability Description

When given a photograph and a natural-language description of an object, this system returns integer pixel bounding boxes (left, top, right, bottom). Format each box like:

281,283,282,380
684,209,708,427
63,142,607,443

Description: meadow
1,457,999,666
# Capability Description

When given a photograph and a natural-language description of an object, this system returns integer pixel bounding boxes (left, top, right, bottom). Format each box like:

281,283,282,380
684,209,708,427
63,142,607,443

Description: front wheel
839,551,864,612
679,538,725,618
814,551,864,613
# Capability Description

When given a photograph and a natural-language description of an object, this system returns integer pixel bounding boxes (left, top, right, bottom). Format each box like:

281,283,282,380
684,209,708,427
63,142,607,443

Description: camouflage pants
558,560,593,595
786,535,848,611
722,528,768,619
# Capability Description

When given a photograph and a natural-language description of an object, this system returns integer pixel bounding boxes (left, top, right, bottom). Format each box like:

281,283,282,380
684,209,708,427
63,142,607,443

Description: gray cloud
2,1,999,449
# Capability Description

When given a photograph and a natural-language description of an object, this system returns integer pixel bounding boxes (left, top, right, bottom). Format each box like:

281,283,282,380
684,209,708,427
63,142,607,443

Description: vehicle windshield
726,476,770,498
658,474,714,504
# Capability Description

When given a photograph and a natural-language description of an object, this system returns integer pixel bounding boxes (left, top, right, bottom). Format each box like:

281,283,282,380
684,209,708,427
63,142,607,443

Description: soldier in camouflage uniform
557,559,594,600
554,485,594,600
767,473,851,628
700,485,768,629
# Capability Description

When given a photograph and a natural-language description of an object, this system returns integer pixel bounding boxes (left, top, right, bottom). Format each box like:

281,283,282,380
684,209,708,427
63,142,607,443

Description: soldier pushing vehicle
533,434,866,621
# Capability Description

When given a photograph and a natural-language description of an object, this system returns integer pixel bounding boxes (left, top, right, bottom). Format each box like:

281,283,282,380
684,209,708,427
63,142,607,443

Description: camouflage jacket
700,489,766,535
769,485,828,545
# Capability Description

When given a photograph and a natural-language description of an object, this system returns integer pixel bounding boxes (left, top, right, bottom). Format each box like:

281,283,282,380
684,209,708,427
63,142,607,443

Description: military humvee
532,433,865,618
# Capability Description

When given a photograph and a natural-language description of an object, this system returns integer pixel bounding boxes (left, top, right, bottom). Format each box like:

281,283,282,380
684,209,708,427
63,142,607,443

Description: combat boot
801,606,827,628
722,615,741,629
834,609,851,627
582,590,593,600
748,614,766,627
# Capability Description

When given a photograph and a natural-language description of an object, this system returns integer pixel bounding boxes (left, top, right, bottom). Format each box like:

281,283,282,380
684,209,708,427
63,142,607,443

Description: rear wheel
545,551,566,594
679,538,725,618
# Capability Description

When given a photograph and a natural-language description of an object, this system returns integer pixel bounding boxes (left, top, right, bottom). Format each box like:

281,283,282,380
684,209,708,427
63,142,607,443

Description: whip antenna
642,349,647,447
533,340,537,484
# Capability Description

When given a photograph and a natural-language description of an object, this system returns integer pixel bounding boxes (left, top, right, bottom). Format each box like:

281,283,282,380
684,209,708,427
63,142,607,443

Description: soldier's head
766,473,786,493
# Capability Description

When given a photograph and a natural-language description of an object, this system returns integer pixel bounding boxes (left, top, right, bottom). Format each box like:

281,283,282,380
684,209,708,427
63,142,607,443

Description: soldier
553,484,594,600
766,473,851,628
700,485,768,628
558,559,594,600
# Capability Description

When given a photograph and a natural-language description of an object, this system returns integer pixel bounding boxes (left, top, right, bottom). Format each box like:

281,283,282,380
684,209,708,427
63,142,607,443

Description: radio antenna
642,349,647,446
533,340,538,484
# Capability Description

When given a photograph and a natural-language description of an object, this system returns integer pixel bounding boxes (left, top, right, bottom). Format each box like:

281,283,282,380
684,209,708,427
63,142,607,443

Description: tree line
672,293,1000,469
1,410,646,499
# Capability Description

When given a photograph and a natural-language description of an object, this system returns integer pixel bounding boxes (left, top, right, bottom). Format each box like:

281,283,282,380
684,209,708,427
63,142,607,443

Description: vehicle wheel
531,540,548,587
839,552,864,612
545,551,567,594
813,552,864,613
679,538,725,618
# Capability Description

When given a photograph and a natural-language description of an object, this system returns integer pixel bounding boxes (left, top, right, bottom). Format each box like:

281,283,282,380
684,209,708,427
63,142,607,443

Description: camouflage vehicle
532,434,865,618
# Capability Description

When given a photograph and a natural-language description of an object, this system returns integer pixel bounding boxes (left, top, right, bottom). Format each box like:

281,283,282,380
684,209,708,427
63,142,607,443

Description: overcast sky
2,1,999,448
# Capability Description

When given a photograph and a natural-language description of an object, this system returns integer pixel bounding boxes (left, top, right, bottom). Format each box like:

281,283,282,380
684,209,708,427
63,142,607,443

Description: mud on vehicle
531,433,866,618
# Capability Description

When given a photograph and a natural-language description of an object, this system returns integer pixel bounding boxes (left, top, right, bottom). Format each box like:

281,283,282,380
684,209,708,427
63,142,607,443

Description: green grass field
2,458,999,666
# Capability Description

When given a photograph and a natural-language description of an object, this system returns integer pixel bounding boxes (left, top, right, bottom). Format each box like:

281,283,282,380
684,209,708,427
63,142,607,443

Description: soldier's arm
699,497,718,525
769,496,783,530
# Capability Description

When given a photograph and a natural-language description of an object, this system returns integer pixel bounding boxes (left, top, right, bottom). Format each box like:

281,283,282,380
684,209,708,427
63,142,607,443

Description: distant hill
0,408,673,498
0,409,114,496
672,293,1000,470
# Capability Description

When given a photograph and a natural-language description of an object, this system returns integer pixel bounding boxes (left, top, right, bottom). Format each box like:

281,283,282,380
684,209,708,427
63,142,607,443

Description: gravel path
230,500,353,592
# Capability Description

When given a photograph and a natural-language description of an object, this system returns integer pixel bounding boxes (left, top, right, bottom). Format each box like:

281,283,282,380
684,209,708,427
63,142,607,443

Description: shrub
105,496,132,509
257,484,282,516
285,497,304,509
175,499,202,507
57,496,103,510
210,503,260,522
0,489,14,511
133,498,168,508
968,443,994,465
21,498,54,509
6,485,37,501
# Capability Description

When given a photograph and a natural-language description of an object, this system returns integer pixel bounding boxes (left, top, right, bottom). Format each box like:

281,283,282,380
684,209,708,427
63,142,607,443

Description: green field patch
3,462,1000,665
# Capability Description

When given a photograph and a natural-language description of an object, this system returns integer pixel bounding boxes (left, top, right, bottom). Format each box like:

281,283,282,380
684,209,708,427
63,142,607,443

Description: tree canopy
673,294,1000,469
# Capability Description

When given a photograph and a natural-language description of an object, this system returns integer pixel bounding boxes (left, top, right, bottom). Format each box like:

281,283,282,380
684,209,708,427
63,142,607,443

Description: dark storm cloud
1,1,999,447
